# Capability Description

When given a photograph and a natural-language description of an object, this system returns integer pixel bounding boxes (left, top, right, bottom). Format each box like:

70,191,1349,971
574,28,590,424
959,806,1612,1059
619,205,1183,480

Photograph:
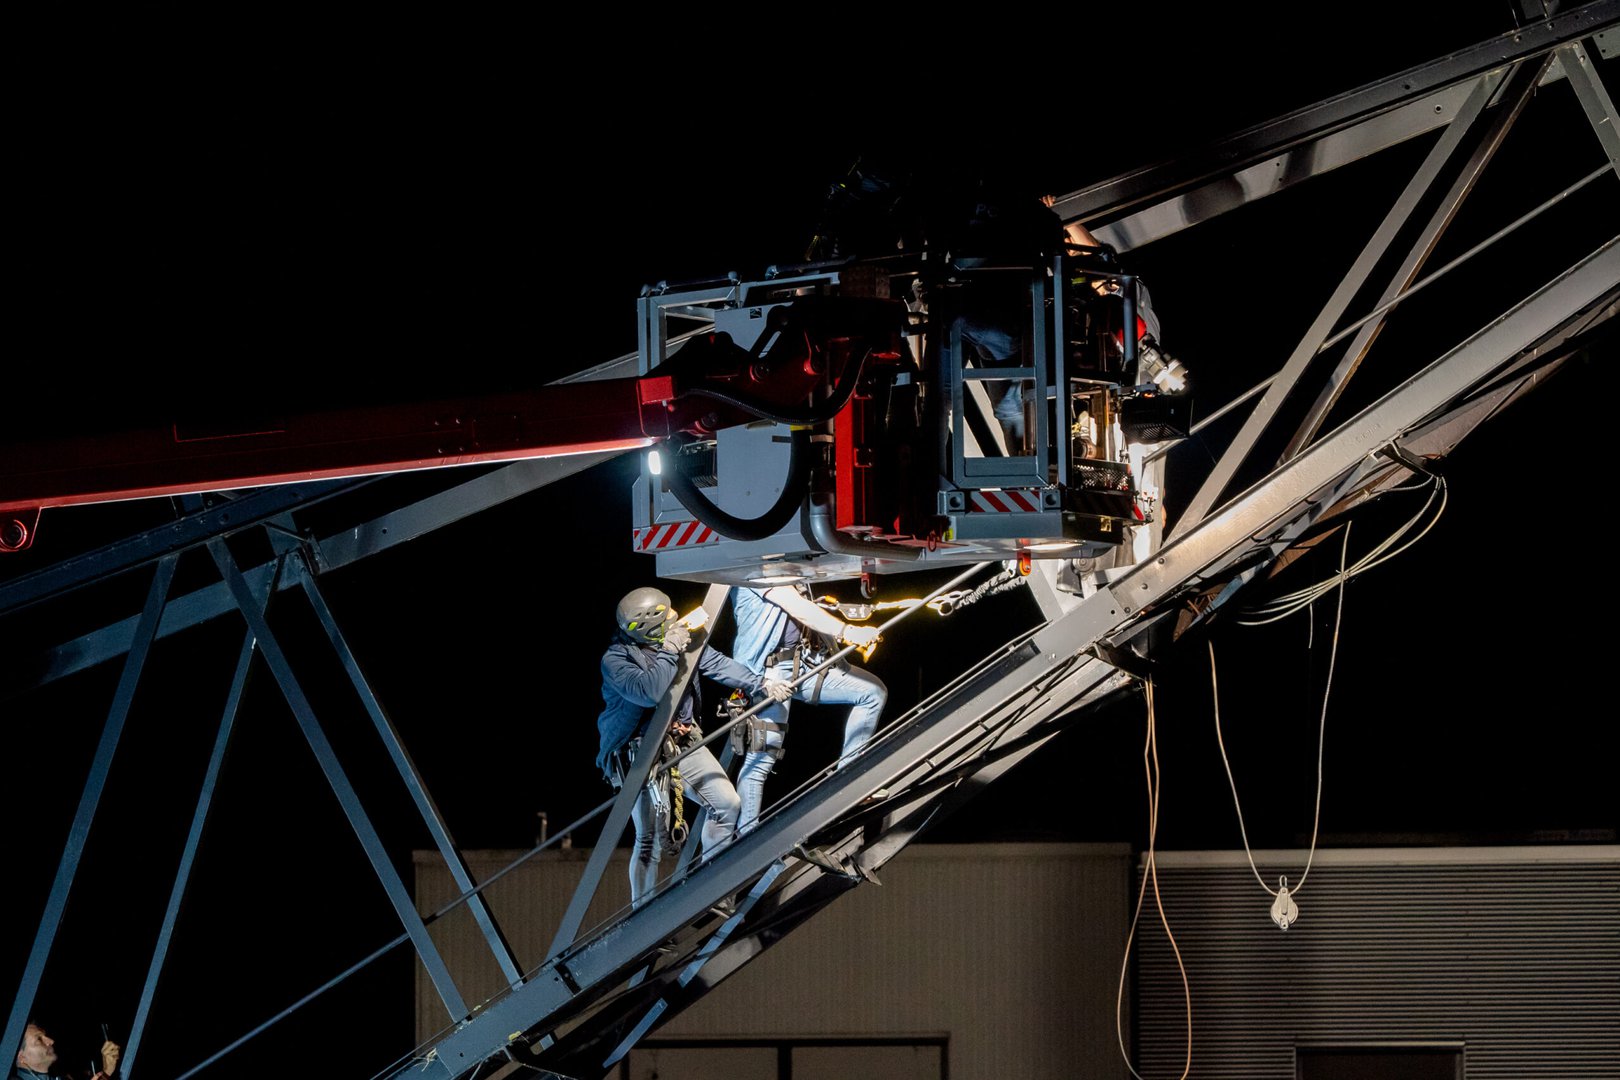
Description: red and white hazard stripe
967,489,1042,513
634,521,720,551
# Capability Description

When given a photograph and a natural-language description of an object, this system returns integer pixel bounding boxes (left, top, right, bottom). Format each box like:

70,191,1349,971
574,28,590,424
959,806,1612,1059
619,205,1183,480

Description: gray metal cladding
1133,849,1620,1079
417,844,1137,1080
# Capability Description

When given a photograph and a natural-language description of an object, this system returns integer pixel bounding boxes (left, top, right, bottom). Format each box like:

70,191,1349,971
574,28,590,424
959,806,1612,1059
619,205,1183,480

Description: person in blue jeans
728,585,886,831
597,586,791,902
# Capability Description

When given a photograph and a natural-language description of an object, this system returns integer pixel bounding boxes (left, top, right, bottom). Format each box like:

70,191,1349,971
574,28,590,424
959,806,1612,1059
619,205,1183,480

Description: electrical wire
1211,521,1350,904
1314,162,1615,355
1293,522,1349,896
1236,474,1445,625
1146,162,1610,475
1209,640,1269,897
1238,475,1439,621
1116,678,1191,1080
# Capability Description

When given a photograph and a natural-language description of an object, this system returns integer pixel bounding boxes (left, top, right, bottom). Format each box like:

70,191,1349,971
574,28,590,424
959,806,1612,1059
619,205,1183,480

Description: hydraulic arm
0,298,903,550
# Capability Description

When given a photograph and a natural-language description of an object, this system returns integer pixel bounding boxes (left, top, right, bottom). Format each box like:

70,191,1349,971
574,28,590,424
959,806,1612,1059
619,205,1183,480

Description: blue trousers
624,741,740,903
736,660,888,832
955,313,1027,445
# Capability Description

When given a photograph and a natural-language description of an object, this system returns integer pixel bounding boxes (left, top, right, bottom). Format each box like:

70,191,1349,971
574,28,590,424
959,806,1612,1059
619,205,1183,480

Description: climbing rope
815,561,1030,622
666,732,689,847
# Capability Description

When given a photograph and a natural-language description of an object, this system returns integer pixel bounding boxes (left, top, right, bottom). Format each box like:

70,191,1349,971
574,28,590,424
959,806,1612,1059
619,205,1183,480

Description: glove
839,624,880,649
761,678,794,703
660,622,692,653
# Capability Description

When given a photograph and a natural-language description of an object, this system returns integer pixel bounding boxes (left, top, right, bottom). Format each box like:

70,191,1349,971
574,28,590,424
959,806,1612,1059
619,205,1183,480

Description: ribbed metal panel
664,844,1132,1080
417,844,1134,1080
1134,850,1620,1079
412,847,639,1046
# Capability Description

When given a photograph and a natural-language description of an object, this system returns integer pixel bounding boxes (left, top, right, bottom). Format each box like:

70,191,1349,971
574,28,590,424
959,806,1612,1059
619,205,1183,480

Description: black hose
662,428,810,542
807,487,922,561
677,343,871,427
670,295,906,427
658,296,905,541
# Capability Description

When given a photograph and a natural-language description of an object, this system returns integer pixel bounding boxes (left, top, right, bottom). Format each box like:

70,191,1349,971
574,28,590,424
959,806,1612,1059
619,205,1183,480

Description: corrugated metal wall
1134,848,1620,1079
417,845,1615,1078
415,843,1134,1080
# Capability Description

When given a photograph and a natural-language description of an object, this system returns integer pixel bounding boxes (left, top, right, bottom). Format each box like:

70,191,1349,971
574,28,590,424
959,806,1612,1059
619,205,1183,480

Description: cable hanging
1116,678,1192,1080
1236,473,1445,626
1213,521,1351,929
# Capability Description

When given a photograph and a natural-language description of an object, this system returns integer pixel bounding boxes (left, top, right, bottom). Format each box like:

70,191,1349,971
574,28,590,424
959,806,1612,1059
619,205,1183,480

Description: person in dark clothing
596,586,791,902
13,1023,119,1080
805,154,1067,265
806,156,1071,451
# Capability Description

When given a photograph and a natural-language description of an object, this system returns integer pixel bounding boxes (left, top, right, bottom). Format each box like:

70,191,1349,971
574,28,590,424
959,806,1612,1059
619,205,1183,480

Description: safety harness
609,722,704,851
605,641,705,850
762,633,836,705
721,689,788,762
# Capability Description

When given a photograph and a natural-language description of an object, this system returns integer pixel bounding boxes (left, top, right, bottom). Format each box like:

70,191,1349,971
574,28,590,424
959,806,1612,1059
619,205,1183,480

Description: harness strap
808,665,829,705
730,717,789,760
767,635,838,704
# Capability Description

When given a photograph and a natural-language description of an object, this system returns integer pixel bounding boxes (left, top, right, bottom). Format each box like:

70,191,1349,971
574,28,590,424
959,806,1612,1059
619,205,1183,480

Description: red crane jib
0,301,909,528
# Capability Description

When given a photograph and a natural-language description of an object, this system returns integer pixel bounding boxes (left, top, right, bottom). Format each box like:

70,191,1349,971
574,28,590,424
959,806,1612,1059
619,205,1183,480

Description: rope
1212,521,1350,903
1116,678,1192,1080
1236,474,1444,625
667,731,686,848
815,561,1029,622
668,756,687,846
949,565,1027,611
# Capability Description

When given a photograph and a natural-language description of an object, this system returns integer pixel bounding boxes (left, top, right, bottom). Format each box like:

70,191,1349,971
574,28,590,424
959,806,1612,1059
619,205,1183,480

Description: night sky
7,9,1617,1078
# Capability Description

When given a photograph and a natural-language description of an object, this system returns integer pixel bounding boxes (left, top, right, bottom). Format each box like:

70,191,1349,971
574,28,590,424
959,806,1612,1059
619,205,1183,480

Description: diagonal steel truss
4,6,1615,1078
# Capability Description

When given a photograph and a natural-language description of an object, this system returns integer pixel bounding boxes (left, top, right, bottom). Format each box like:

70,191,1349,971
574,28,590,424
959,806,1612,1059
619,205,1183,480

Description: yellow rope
669,763,685,839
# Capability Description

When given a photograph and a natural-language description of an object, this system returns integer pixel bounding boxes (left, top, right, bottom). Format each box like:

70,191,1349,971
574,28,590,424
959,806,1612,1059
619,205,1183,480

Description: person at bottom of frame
13,1022,120,1080
729,585,886,831
595,586,792,903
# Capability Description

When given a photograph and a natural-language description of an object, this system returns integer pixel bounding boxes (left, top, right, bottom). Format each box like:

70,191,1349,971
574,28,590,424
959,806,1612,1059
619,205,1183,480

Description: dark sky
7,9,1617,1078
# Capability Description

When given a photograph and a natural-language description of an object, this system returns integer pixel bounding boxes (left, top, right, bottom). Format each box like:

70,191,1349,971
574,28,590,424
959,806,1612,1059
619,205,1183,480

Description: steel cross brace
3,555,177,1061
1051,1,1620,237
1283,55,1555,459
1133,240,1617,603
1171,57,1518,538
599,860,789,1072
1562,39,1620,171
122,604,263,1080
288,550,526,989
0,479,365,618
205,538,470,1022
